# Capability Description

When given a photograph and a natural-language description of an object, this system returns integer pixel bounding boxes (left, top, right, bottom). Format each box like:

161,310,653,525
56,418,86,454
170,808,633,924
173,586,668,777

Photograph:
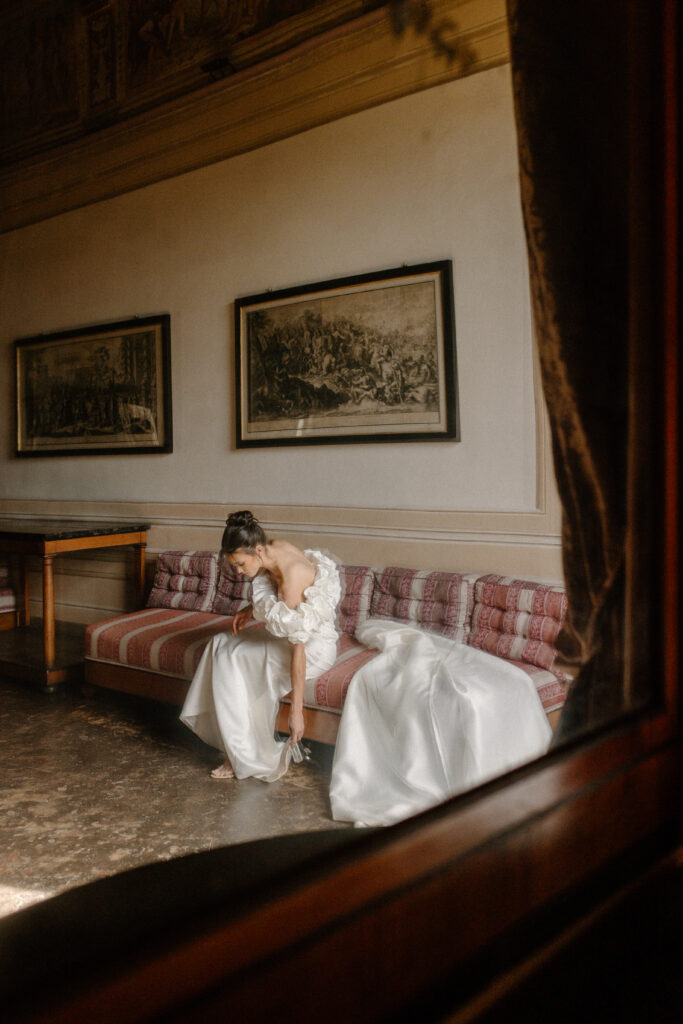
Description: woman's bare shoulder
274,543,315,606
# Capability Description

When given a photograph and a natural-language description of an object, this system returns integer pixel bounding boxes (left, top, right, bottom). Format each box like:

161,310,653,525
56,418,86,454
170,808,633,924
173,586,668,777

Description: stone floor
0,674,349,919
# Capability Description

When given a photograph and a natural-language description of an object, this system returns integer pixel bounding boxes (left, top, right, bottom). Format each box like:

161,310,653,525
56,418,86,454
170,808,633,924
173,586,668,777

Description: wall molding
0,0,509,233
1,492,562,602
2,412,563,619
0,496,559,544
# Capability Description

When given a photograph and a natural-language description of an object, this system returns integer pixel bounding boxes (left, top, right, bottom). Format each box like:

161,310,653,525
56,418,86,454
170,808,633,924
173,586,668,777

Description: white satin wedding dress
182,552,552,825
329,619,553,827
180,550,341,782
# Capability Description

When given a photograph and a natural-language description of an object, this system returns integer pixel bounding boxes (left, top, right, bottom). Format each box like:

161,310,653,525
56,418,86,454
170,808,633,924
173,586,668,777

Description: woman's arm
279,562,314,743
232,603,254,635
288,642,306,744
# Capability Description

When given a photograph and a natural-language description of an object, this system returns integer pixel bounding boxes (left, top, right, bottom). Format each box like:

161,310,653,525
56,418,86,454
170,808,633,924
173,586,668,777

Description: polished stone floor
0,675,348,919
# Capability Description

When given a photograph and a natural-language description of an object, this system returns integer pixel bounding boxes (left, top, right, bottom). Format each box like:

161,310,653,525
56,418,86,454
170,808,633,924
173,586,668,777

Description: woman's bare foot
211,760,235,779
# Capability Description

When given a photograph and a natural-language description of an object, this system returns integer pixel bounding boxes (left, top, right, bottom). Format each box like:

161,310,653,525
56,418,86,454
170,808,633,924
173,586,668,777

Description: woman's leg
181,628,291,780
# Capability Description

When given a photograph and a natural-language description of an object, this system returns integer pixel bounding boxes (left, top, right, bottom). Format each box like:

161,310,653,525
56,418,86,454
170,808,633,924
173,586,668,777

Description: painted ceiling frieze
0,0,382,166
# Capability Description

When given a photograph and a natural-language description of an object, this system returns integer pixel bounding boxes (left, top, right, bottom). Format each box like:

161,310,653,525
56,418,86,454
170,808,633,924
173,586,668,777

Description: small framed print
15,314,173,456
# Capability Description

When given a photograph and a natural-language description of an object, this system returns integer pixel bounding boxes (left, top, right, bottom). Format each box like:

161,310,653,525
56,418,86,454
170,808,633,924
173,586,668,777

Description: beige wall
0,65,563,623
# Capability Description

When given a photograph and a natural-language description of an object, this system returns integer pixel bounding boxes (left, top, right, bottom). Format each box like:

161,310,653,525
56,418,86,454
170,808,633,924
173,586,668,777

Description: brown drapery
506,0,632,741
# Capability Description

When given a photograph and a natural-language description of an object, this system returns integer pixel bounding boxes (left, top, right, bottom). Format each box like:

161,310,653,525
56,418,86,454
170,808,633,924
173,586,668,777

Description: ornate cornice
0,0,508,234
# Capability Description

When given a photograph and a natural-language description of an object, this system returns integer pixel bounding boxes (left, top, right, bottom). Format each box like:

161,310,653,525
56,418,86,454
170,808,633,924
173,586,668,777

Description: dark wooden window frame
1,3,679,1021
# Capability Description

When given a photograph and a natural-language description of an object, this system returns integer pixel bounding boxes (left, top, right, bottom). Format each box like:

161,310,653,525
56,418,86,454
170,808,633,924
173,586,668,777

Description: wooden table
0,519,149,689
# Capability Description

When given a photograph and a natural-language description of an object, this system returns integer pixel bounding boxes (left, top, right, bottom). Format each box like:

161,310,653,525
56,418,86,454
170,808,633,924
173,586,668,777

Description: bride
182,509,552,825
180,510,341,781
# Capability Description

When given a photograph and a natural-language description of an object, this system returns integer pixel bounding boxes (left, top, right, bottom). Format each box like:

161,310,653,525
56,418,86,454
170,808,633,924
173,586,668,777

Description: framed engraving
15,314,172,456
235,261,459,448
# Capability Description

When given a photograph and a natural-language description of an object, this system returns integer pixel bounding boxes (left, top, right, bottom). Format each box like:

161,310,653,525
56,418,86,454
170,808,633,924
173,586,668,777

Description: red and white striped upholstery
211,564,252,616
508,661,568,715
146,551,218,612
314,632,380,710
84,552,570,723
370,566,476,643
85,608,234,679
467,574,569,713
336,564,374,636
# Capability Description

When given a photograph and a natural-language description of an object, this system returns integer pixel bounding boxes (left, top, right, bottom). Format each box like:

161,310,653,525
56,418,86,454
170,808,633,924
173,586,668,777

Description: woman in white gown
181,511,551,824
180,510,341,781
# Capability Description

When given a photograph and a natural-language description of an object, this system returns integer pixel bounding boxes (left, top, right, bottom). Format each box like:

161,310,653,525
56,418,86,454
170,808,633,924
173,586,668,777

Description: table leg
42,555,55,668
133,542,147,608
20,554,31,626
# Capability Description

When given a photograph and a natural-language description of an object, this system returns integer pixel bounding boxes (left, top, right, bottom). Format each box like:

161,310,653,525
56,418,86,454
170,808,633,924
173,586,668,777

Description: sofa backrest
212,563,252,615
146,551,218,612
145,552,377,635
336,564,375,636
144,553,568,674
467,574,567,672
370,566,477,644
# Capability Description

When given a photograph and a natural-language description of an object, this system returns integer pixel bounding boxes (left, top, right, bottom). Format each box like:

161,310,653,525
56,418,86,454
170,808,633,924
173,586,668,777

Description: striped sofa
84,551,572,743
0,563,18,631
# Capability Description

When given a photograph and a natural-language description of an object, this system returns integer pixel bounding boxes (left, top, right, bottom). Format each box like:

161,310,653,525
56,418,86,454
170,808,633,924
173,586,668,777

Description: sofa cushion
468,574,567,674
212,565,252,616
85,607,233,678
146,551,218,612
512,661,568,714
370,566,476,643
313,632,380,710
336,564,375,636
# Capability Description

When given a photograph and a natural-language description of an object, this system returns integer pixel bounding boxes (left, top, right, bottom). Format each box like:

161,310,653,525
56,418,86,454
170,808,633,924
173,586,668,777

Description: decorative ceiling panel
0,0,380,167
0,1,509,232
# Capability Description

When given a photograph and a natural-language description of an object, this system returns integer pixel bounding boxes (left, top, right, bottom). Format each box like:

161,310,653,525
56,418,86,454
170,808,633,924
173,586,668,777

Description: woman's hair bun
221,510,266,555
226,510,255,528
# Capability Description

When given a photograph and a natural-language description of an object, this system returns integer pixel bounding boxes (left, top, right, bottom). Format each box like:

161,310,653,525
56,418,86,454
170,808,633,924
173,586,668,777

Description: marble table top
0,520,151,540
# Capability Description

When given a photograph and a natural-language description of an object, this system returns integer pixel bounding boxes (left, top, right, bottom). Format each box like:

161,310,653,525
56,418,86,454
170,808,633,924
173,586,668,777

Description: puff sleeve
252,551,341,646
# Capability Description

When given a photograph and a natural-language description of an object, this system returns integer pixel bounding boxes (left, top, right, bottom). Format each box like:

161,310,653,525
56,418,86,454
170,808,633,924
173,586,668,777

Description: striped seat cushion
336,564,375,636
85,608,234,679
468,574,568,677
84,610,379,713
146,551,218,612
512,660,568,714
370,566,476,643
313,632,380,711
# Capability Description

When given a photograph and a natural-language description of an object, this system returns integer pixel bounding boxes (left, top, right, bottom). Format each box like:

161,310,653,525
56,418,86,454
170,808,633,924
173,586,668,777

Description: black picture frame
15,314,173,457
235,260,459,448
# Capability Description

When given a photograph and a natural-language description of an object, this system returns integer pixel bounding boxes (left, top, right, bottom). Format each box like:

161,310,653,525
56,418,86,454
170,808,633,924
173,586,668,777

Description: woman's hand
288,707,305,745
232,604,254,635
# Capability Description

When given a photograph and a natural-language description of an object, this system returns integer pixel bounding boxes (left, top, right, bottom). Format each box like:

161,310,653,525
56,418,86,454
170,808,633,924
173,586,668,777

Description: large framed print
235,261,459,448
15,314,173,456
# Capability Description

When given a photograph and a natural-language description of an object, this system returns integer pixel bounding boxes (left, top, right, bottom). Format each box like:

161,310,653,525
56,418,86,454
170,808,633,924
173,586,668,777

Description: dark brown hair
221,510,267,555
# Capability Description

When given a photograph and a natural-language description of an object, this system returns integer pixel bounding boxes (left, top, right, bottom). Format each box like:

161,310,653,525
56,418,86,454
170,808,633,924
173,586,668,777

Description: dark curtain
506,0,630,741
